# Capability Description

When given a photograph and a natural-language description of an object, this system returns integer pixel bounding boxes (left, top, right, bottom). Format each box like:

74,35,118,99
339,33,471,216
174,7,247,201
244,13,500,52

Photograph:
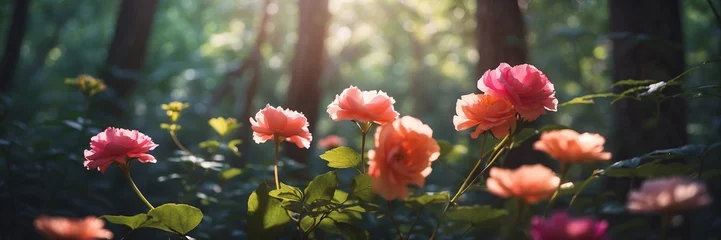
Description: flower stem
120,165,154,210
273,139,281,190
169,131,192,156
545,163,570,215
360,129,368,173
387,201,405,240
431,134,508,239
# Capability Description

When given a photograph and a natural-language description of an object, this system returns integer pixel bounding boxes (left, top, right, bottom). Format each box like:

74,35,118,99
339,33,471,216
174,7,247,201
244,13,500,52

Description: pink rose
83,127,158,173
34,216,114,240
627,177,712,213
531,211,608,240
327,86,399,125
368,116,440,200
533,129,612,164
477,63,557,121
453,93,517,138
486,164,560,204
249,104,313,148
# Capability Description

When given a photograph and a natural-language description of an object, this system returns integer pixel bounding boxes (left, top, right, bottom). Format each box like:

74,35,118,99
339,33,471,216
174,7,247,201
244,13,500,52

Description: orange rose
34,216,113,240
533,129,612,164
249,104,313,148
326,86,399,125
453,93,516,138
368,116,440,200
486,164,560,204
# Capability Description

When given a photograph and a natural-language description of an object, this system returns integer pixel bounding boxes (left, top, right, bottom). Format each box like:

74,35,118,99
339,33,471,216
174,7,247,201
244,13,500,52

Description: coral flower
453,93,516,138
477,63,558,121
368,116,440,200
84,127,158,173
34,216,113,240
531,211,608,240
486,164,560,204
327,86,399,125
627,177,712,213
249,104,313,148
317,135,346,149
533,129,612,163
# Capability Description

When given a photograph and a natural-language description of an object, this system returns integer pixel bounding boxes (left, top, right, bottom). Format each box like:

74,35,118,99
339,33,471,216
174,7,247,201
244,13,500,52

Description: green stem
273,139,281,190
169,131,192,156
360,129,368,173
387,201,405,240
120,165,155,210
545,163,570,215
660,213,670,240
431,134,508,239
569,174,598,209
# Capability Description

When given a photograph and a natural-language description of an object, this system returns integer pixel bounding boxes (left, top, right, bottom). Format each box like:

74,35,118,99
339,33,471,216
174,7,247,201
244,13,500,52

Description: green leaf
605,162,696,178
269,182,303,202
350,174,375,202
220,168,242,180
335,222,370,240
199,140,220,151
247,183,291,239
445,205,507,224
228,139,242,156
404,192,449,208
333,189,350,203
437,140,453,159
101,214,149,230
320,147,361,169
558,93,618,107
208,117,240,136
304,171,338,205
143,203,203,235
509,128,538,149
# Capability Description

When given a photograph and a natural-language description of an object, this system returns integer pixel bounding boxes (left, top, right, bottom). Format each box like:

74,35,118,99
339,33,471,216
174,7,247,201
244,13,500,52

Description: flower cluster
454,63,558,139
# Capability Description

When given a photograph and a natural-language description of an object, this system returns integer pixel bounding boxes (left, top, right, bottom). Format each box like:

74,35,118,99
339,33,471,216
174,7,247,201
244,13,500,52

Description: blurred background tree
1,0,720,239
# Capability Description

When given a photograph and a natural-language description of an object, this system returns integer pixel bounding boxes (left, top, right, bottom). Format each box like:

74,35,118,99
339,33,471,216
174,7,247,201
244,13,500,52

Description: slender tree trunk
476,0,540,168
609,0,687,160
283,0,330,164
99,0,159,118
0,0,31,93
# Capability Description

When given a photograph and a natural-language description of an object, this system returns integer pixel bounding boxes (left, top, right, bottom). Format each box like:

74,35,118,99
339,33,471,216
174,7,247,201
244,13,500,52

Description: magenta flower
531,211,608,240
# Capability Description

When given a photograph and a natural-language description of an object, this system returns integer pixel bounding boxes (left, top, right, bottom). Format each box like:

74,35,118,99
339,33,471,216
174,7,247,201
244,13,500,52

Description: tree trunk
0,0,31,93
283,0,330,164
609,0,687,160
99,0,159,118
476,0,540,168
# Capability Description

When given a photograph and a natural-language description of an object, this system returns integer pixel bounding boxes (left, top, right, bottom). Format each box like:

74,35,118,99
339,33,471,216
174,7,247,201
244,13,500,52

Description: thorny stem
387,201,405,240
119,163,155,210
545,163,570,215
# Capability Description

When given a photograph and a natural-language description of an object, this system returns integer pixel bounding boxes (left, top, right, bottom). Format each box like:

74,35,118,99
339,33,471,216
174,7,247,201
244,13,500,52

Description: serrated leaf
446,205,507,224
144,203,203,235
333,189,349,203
404,192,449,208
612,79,657,87
269,182,303,202
320,147,361,168
350,174,375,202
101,214,149,230
247,183,291,239
304,171,338,205
335,222,369,240
220,168,242,180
